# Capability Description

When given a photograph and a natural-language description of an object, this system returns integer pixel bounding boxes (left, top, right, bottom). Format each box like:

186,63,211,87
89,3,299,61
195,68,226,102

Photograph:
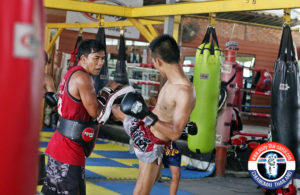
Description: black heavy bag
114,33,129,85
69,32,83,68
271,25,300,174
92,27,109,94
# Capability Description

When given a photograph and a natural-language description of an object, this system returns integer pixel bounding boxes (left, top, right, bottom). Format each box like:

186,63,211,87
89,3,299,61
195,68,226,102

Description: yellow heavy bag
188,27,221,153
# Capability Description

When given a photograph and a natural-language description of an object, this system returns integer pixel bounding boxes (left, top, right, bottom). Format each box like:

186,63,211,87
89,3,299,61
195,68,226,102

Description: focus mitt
97,85,135,124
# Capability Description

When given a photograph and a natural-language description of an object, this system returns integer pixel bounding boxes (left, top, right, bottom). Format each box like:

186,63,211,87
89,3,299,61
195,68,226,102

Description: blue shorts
163,142,182,168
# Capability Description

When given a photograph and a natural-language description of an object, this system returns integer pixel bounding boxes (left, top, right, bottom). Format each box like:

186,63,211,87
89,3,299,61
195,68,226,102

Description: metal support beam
146,24,159,38
44,0,131,17
164,15,174,35
209,13,216,26
129,19,155,42
163,0,176,36
140,16,181,23
131,0,300,17
44,27,51,51
187,14,283,30
45,0,300,18
46,19,163,29
283,8,291,25
173,16,181,42
46,28,64,53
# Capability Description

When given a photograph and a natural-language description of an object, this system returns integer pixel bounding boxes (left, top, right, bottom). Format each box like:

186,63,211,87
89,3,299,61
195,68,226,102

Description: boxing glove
183,122,198,135
121,92,158,126
44,92,58,107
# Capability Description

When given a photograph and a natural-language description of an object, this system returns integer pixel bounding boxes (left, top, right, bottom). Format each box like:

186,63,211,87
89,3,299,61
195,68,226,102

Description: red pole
0,0,44,194
241,112,271,118
233,131,268,138
215,41,239,177
241,89,271,96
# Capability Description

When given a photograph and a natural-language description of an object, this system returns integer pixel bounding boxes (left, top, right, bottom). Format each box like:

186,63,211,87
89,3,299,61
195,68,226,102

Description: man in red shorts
42,39,133,195
112,35,196,195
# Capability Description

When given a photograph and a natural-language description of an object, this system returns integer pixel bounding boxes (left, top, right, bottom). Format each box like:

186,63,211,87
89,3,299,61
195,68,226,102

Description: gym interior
2,0,300,194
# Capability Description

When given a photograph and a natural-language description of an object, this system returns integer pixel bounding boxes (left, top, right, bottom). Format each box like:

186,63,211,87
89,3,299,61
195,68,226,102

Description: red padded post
0,0,44,194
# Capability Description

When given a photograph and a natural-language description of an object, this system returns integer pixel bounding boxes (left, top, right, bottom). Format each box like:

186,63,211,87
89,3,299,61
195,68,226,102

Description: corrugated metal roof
253,9,300,20
143,0,300,27
216,10,300,27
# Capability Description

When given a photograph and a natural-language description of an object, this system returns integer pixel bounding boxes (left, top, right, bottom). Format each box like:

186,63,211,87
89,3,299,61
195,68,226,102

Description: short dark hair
149,34,180,64
77,39,105,60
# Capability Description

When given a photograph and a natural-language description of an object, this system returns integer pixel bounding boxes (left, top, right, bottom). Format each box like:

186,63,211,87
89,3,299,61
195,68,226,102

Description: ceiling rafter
44,0,300,18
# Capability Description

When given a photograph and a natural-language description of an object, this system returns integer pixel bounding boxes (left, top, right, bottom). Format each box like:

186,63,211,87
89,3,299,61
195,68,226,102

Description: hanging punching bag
188,27,221,153
69,31,83,68
114,32,129,85
215,41,239,176
92,27,108,94
271,25,300,174
0,0,44,194
216,41,239,147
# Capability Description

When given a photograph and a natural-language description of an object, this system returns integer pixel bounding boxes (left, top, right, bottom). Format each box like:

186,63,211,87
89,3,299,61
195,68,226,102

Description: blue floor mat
42,127,55,132
41,128,214,181
86,157,132,167
85,169,106,179
90,181,194,195
162,165,215,179
93,150,137,159
40,142,48,148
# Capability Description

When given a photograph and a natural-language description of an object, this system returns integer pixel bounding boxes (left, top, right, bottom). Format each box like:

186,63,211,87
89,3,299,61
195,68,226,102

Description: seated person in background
43,51,58,105
43,52,58,128
44,73,58,128
44,74,56,95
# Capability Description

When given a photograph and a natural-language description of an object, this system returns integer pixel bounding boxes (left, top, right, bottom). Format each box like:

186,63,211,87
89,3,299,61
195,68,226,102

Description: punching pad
271,25,300,174
0,0,44,194
188,27,221,153
93,27,108,94
114,33,129,85
253,70,272,92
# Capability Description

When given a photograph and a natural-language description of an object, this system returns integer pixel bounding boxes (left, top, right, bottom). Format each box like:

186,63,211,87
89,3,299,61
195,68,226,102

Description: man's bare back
151,79,195,142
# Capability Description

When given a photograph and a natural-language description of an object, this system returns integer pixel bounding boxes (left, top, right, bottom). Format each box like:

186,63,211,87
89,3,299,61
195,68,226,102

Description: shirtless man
43,74,56,94
43,52,58,128
42,39,133,195
43,52,58,107
112,34,196,195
